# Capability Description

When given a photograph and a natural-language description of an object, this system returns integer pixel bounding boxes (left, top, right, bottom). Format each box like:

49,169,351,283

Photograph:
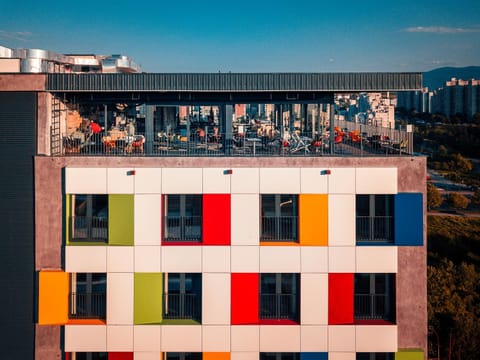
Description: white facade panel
356,246,398,273
202,325,231,352
203,168,231,193
301,246,328,273
134,194,161,246
259,168,301,194
133,325,161,352
328,353,356,360
231,352,259,360
202,246,231,273
134,168,162,194
355,325,398,352
161,325,202,351
300,325,328,352
231,325,260,351
356,167,397,194
134,246,161,273
162,168,202,194
327,168,356,194
134,353,161,360
65,246,106,273
107,246,134,273
259,246,301,273
231,194,259,246
328,325,356,352
300,168,329,194
107,273,134,325
65,168,107,194
64,325,107,351
328,194,355,246
202,274,231,325
106,325,134,351
300,274,328,325
259,325,301,352
230,168,260,194
161,246,202,272
231,246,259,273
328,247,356,273
107,168,135,194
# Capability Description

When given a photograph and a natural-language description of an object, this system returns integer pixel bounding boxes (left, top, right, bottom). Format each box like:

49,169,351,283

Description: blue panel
301,353,328,360
394,193,423,246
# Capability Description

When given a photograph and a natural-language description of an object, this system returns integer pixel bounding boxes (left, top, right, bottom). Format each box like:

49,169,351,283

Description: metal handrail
163,216,202,242
163,293,200,321
69,292,106,319
70,216,108,243
259,293,298,320
260,215,298,242
354,294,393,321
356,216,394,243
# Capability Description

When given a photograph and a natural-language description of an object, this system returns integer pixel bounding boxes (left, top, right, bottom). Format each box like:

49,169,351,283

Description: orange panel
204,353,230,360
38,270,69,324
299,194,328,245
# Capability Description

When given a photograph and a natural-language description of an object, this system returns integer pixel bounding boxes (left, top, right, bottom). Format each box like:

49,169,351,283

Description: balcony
260,294,299,321
163,293,201,322
356,216,393,244
260,216,298,242
70,216,108,243
354,294,393,322
69,292,106,320
164,216,202,242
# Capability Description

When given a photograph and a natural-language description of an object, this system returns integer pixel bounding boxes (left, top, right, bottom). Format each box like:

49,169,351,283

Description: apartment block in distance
0,46,426,360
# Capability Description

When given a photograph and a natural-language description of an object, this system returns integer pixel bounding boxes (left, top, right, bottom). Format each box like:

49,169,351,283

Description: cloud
402,26,480,34
0,30,32,41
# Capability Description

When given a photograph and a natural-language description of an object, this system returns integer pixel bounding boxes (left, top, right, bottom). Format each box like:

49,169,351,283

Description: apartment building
0,53,425,360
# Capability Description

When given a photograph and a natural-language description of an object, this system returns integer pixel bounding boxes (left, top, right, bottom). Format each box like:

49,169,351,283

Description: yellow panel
299,194,328,246
204,353,230,360
38,271,69,325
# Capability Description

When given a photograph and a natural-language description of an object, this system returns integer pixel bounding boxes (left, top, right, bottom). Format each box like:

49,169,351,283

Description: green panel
395,349,424,360
134,273,163,324
109,194,134,245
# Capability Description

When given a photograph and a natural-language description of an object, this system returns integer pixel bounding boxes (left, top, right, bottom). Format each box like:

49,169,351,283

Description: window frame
163,194,202,243
260,194,299,242
70,194,109,243
356,194,394,244
354,273,395,323
259,273,300,322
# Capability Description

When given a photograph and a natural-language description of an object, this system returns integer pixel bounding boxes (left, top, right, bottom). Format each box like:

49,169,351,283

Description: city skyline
1,0,479,73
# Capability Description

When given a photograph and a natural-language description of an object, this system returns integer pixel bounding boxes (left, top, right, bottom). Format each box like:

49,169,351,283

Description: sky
1,0,479,73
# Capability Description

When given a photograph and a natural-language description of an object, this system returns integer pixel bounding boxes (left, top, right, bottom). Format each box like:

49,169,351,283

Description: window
70,195,108,243
354,274,395,322
165,353,202,360
356,353,394,360
356,195,394,244
164,195,202,242
261,194,298,242
68,353,108,360
260,273,300,322
163,273,202,322
260,354,300,360
69,273,106,320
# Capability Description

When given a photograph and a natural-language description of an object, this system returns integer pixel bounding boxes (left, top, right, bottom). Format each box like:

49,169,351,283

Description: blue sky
1,0,479,72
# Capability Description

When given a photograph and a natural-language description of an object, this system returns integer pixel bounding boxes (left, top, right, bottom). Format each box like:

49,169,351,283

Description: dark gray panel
0,92,36,359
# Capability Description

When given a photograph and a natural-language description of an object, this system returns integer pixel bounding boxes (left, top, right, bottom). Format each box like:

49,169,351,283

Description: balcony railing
70,216,108,243
356,216,394,244
354,294,393,321
69,292,106,320
259,293,298,321
260,216,298,242
163,293,201,321
164,216,202,242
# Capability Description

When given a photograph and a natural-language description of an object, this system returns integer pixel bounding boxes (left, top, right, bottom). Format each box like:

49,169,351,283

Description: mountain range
423,66,480,91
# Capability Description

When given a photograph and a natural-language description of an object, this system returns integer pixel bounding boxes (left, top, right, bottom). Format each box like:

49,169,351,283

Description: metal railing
356,216,394,243
354,294,393,321
260,216,298,242
163,293,200,321
70,216,108,243
260,293,298,320
69,292,106,319
164,216,202,242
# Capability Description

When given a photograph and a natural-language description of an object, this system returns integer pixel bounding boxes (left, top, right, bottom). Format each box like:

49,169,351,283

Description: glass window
71,194,108,243
69,273,106,320
260,273,299,322
356,195,394,244
261,195,298,242
163,273,202,322
164,195,202,242
354,274,395,322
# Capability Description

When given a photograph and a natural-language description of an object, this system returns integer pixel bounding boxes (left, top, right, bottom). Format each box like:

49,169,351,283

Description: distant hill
423,66,480,91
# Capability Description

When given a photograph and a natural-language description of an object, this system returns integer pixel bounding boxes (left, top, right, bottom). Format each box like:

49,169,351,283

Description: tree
448,153,473,173
446,192,470,210
472,189,480,207
427,183,444,210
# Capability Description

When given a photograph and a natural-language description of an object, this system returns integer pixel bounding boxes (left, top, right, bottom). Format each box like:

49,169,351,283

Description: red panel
231,273,259,324
203,194,231,245
328,273,354,325
109,353,134,360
